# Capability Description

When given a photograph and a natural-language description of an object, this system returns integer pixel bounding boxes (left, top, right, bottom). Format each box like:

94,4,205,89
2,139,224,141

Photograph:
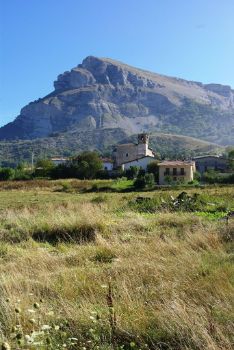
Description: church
112,133,155,170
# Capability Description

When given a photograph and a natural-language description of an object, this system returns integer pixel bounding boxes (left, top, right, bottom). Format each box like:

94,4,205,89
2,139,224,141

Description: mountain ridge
0,56,233,152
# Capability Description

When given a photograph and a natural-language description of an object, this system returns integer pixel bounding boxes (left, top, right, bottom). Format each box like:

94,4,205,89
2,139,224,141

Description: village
48,133,233,186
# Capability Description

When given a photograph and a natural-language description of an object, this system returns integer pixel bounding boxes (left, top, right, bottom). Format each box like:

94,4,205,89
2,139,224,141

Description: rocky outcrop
0,56,234,145
54,67,96,90
204,84,234,98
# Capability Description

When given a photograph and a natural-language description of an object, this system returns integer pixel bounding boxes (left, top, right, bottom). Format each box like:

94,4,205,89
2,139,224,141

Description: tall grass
0,184,233,349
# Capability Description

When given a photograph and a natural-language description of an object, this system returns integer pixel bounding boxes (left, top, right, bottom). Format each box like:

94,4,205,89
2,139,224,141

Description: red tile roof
158,160,195,166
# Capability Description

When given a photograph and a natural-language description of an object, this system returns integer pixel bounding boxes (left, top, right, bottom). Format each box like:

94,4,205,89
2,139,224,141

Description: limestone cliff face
0,56,234,145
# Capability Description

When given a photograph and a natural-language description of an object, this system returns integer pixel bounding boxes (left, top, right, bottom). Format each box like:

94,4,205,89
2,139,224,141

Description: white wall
103,162,113,171
122,157,155,170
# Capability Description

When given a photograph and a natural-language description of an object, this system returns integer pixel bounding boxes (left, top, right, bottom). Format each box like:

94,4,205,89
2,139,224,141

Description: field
0,180,233,349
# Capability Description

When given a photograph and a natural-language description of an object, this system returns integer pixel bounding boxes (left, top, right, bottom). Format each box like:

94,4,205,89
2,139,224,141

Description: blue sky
0,0,234,127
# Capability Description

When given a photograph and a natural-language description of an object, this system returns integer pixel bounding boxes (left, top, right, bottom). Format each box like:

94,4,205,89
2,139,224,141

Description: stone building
192,155,229,174
112,133,155,169
158,160,196,185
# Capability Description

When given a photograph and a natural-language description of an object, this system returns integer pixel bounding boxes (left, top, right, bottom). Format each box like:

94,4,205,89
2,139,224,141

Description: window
173,168,177,175
126,153,128,157
180,168,185,175
165,168,170,175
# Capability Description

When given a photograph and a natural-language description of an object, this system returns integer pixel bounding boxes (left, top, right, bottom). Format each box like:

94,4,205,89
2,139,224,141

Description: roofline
121,156,155,165
158,161,195,166
192,155,226,160
114,143,138,148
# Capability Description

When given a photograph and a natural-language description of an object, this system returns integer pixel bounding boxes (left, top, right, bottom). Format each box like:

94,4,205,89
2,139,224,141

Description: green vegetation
0,181,233,349
203,169,234,184
0,130,224,167
0,168,14,181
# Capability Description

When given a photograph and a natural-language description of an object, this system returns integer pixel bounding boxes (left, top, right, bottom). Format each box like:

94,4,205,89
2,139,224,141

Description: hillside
0,56,234,148
0,129,223,166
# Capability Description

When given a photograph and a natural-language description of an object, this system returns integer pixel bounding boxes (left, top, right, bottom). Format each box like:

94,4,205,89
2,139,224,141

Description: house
192,155,229,174
101,158,113,171
112,133,155,169
158,160,196,185
121,156,155,171
50,157,69,166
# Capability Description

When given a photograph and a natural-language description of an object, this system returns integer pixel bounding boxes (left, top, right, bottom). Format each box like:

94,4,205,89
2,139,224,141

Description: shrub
133,176,146,189
144,173,155,188
133,173,155,189
203,170,234,184
34,159,55,178
59,182,72,192
0,168,15,181
96,169,110,179
147,161,159,182
125,166,140,180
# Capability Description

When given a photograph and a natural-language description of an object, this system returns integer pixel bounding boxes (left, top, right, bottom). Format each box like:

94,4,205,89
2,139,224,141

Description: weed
94,247,117,263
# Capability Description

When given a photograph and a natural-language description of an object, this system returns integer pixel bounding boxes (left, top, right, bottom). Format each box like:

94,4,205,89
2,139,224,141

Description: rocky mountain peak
0,56,233,145
54,56,158,90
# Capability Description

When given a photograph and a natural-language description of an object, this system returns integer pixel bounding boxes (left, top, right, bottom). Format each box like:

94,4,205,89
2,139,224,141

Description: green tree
147,161,159,183
36,159,54,169
72,151,103,179
228,149,234,170
35,159,54,177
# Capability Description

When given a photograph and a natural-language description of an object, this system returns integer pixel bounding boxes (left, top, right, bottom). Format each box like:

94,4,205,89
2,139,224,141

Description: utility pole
31,151,34,171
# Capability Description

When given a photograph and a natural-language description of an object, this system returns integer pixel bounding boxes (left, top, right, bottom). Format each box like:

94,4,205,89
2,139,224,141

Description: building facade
112,133,154,168
50,157,69,166
121,156,156,171
192,156,229,174
101,158,114,171
158,160,196,185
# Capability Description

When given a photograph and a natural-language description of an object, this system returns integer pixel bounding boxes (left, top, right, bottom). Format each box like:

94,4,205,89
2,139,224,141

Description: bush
0,168,15,181
34,159,55,178
133,176,146,189
147,161,159,182
14,168,32,180
125,166,140,179
203,170,234,184
96,169,110,179
133,173,155,189
145,173,155,188
194,171,201,182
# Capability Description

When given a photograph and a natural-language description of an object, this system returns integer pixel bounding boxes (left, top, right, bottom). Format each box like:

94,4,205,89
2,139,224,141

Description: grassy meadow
0,179,233,349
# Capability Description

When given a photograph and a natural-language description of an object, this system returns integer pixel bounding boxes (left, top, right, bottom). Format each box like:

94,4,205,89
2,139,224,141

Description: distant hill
0,56,233,164
0,129,223,166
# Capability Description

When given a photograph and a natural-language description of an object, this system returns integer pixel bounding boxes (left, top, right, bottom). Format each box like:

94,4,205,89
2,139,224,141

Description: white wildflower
41,325,51,331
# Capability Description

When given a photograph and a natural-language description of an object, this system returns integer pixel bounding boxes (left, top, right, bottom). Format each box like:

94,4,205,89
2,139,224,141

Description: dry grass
0,184,233,349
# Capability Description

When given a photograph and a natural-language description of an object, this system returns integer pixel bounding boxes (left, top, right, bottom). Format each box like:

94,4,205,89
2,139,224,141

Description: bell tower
138,133,149,145
137,133,150,157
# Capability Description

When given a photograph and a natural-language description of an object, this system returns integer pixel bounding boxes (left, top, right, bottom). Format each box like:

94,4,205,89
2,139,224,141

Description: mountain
0,56,233,163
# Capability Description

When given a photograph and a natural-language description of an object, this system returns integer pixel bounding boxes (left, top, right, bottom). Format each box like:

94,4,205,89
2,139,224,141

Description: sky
0,0,234,127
